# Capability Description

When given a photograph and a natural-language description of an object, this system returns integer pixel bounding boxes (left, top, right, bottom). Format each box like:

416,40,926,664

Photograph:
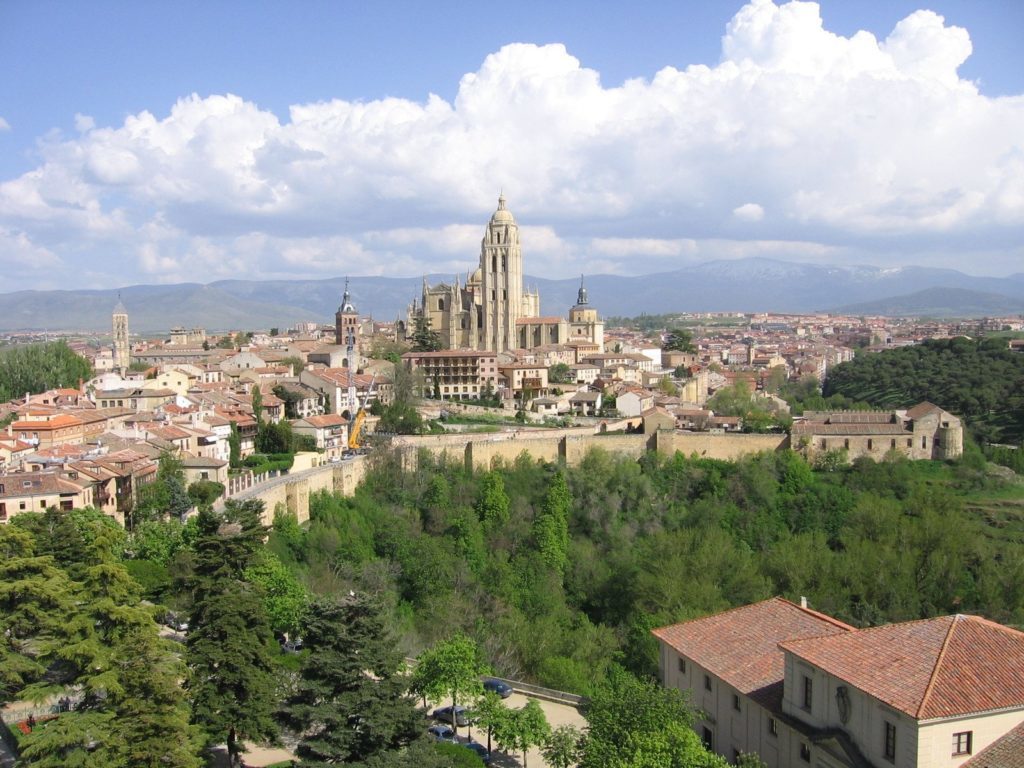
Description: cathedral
401,195,603,353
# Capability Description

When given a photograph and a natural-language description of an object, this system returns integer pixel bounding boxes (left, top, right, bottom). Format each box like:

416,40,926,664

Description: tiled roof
780,615,1024,719
792,422,910,436
906,401,943,420
964,720,1024,768
652,598,854,700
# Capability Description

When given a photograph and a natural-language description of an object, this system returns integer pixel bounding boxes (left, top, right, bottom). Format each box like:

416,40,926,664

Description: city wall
230,431,788,520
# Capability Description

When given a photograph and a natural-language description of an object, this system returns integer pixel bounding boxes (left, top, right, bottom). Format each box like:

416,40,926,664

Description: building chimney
800,596,808,609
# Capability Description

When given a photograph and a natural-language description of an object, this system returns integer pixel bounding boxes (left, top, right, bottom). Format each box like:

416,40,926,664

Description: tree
534,471,571,576
471,691,509,755
188,479,225,507
186,501,278,766
134,451,192,525
542,725,585,768
252,385,264,426
581,666,724,768
662,328,696,353
280,594,423,764
476,472,510,530
228,422,242,468
411,634,486,738
244,550,309,638
410,315,443,352
494,699,550,768
0,340,93,404
549,363,572,384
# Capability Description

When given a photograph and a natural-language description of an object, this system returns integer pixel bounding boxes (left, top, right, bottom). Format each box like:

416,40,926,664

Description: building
793,402,963,462
653,597,1024,768
0,470,95,521
402,196,602,354
112,296,130,374
335,278,360,352
402,349,499,401
167,327,207,346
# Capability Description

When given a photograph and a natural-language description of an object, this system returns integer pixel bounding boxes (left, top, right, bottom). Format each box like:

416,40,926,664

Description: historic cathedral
400,195,603,353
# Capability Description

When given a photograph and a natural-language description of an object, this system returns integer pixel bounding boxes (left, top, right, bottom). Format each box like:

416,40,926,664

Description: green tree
475,472,510,530
494,699,550,768
410,315,443,352
244,550,309,637
471,691,509,755
534,472,571,575
134,451,192,525
662,328,696,353
228,422,242,468
186,501,278,766
187,479,225,507
581,666,724,768
280,594,423,765
542,725,585,768
549,363,573,384
0,340,94,403
411,634,486,738
252,385,264,426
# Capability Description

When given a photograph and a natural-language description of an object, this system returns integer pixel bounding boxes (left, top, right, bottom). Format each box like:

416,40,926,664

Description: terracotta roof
652,598,854,702
964,720,1024,768
299,414,348,428
780,614,1024,719
792,422,909,436
12,414,84,430
906,401,944,419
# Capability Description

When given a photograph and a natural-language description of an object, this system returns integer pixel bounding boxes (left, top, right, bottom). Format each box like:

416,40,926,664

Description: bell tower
112,295,130,375
480,194,523,353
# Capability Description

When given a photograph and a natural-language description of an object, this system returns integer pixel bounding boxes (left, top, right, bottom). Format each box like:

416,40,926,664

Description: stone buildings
654,597,1024,768
793,402,963,462
401,195,603,354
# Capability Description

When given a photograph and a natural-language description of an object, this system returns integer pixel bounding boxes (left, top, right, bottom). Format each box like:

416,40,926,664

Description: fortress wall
563,433,651,465
466,435,563,470
655,431,789,460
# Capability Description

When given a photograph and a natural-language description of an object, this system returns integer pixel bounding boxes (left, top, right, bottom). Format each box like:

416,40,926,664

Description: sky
1,0,1022,292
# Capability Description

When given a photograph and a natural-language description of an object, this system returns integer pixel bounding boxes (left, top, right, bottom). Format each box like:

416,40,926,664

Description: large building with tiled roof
654,600,1024,768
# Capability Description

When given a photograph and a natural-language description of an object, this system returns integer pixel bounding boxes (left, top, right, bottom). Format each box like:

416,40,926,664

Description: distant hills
2,258,1022,332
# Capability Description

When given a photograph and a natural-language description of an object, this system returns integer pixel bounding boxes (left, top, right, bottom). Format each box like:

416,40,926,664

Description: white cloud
0,117,10,132
733,203,765,222
1,0,1023,293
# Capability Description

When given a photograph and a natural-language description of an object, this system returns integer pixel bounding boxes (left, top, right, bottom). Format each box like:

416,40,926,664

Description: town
2,195,1024,768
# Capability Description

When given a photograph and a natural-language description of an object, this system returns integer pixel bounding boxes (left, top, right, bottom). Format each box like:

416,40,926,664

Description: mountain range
2,258,1022,332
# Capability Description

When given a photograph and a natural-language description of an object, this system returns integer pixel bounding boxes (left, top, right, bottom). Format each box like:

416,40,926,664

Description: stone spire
576,274,588,306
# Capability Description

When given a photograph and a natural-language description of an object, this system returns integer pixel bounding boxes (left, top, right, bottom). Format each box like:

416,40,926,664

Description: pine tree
187,501,278,767
280,594,423,766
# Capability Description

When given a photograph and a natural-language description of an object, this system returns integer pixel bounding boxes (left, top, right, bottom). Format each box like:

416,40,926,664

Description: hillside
832,286,1024,317
2,258,1023,331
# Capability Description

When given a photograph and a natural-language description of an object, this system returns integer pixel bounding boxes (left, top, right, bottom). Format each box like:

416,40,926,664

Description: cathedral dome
490,194,515,224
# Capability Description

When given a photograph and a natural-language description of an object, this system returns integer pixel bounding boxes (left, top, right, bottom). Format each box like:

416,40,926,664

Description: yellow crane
347,372,377,451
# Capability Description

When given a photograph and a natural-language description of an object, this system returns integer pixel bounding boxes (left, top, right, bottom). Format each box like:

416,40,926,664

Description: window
952,731,972,756
891,438,897,449
800,743,811,762
702,727,714,751
704,674,712,691
733,749,741,764
768,717,778,737
19,501,26,510
732,693,741,712
678,657,686,674
867,439,873,450
884,721,896,762
922,436,928,449
802,675,813,710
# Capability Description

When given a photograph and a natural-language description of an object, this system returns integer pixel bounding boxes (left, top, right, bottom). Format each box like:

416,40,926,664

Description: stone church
401,195,603,353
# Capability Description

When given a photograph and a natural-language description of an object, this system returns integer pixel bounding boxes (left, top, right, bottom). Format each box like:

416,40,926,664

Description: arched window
438,298,444,311
492,255,497,272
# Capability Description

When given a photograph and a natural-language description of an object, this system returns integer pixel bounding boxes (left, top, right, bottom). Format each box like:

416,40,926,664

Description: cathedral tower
112,295,130,375
480,194,523,353
335,278,359,352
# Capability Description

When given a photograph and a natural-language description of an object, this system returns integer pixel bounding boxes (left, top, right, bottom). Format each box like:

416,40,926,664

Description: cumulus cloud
0,117,10,132
0,0,1022,293
733,203,765,222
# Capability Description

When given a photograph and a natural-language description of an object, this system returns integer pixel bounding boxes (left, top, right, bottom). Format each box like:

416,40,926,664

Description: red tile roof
964,720,1024,768
780,615,1024,719
652,598,854,700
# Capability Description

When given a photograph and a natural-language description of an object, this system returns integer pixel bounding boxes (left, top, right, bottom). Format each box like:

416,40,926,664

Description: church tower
480,194,523,353
335,278,359,352
112,295,130,375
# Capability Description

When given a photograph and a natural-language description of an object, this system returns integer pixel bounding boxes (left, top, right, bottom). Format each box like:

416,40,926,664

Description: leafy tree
0,340,93,403
662,328,696,353
228,422,242,468
549,363,573,384
476,472,510,530
188,479,225,507
534,471,571,575
542,725,585,768
581,666,724,768
493,699,549,768
252,385,264,426
186,501,278,766
134,452,192,525
273,383,304,418
411,634,486,738
244,551,309,637
410,315,442,352
471,691,509,755
280,594,423,765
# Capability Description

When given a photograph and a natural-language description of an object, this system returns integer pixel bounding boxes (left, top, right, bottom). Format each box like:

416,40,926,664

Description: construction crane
348,372,377,451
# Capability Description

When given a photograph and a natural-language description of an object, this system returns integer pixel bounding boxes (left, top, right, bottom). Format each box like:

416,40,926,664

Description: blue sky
0,0,1022,290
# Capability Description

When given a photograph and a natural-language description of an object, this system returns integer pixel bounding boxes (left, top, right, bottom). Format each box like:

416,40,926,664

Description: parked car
427,724,456,743
281,637,305,653
482,677,512,699
431,705,471,727
461,741,492,764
